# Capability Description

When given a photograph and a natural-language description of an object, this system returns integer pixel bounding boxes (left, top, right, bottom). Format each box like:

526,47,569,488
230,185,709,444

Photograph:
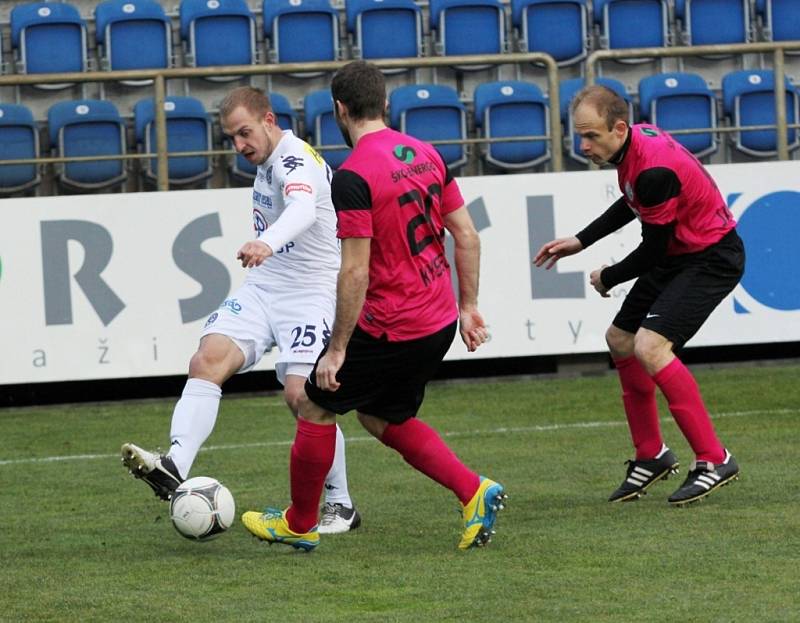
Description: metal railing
0,52,562,191
585,41,800,161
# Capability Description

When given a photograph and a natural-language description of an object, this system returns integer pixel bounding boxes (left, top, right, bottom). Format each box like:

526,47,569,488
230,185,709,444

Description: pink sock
614,355,662,459
381,418,480,505
652,358,725,463
285,418,336,533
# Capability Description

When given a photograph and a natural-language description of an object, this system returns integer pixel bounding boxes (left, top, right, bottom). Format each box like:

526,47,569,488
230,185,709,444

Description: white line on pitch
0,408,796,467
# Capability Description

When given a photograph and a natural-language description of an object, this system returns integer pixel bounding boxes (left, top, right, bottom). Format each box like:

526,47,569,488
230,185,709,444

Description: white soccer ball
169,476,235,541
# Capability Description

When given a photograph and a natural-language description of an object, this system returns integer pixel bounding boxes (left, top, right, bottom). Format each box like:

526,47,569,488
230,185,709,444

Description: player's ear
334,100,347,120
612,118,628,138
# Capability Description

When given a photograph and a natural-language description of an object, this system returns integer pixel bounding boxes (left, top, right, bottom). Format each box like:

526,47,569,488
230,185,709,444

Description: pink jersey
617,124,735,255
331,127,464,341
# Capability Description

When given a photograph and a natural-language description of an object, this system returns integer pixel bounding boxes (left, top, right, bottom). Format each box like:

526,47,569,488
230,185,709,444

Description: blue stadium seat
10,2,88,86
511,0,588,66
47,100,127,191
303,90,351,170
429,0,505,61
473,81,549,169
559,77,632,164
0,104,40,195
389,84,468,170
639,72,718,158
180,0,256,71
675,0,750,46
346,0,422,67
722,70,800,157
134,96,213,186
95,0,172,81
230,92,299,183
759,0,800,46
263,0,339,66
594,0,669,56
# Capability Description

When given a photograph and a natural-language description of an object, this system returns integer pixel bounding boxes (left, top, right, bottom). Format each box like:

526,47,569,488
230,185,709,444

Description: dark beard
335,115,353,148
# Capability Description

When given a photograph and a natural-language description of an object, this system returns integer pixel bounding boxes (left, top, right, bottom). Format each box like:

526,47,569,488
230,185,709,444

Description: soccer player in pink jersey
241,61,507,551
535,85,744,506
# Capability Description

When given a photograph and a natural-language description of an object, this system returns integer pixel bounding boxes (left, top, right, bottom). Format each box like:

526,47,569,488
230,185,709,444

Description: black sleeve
634,166,682,208
331,169,372,213
575,196,636,249
600,220,675,288
434,147,455,185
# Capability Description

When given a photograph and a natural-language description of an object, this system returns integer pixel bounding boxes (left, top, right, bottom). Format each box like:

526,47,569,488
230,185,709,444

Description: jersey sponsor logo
253,210,267,234
640,127,659,137
220,298,243,314
281,155,304,174
393,144,416,164
204,311,218,327
390,160,436,183
303,143,325,166
253,189,273,210
285,182,313,195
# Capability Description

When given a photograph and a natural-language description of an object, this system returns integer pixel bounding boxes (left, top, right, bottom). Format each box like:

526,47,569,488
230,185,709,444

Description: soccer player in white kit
122,87,360,534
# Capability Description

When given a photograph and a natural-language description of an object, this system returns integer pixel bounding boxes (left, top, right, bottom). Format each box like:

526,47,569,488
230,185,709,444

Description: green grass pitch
1,363,798,622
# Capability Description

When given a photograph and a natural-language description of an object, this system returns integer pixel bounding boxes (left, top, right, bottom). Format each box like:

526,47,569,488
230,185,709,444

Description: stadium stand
345,0,423,68
47,98,127,191
511,0,589,67
638,72,718,158
675,0,751,46
594,0,670,57
758,0,800,46
179,0,256,73
10,1,88,87
134,95,213,187
0,103,40,195
94,0,172,81
473,80,550,170
389,84,469,170
428,0,506,60
263,0,339,66
722,69,800,157
303,89,350,170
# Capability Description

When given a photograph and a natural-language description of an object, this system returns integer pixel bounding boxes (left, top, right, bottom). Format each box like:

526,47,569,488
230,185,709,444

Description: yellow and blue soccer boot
458,477,507,550
241,507,320,552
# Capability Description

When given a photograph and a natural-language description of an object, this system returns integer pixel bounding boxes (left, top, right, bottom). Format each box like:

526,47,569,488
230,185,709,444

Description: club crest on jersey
266,166,273,184
281,155,304,174
624,180,634,202
253,210,267,233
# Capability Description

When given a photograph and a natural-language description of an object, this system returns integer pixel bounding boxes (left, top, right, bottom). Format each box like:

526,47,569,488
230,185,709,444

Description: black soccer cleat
121,442,183,501
668,450,739,506
608,448,680,502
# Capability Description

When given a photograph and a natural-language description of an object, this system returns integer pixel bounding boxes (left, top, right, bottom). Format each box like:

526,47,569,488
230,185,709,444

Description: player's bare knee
357,412,387,439
606,325,633,358
283,385,306,417
633,330,670,369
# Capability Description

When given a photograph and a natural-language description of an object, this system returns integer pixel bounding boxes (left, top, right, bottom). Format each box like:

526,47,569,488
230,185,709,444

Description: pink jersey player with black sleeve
331,127,464,341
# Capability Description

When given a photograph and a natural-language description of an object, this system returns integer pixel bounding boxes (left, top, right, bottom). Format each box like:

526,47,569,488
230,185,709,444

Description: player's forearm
575,197,636,249
259,200,315,252
329,266,369,352
452,229,480,309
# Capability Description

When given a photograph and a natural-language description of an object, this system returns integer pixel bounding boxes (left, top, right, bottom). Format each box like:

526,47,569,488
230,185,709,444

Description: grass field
1,362,798,622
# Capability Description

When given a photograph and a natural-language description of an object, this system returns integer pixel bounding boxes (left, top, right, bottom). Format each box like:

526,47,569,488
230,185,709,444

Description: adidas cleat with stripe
668,450,739,506
608,448,680,502
242,507,319,552
459,477,507,550
121,442,183,501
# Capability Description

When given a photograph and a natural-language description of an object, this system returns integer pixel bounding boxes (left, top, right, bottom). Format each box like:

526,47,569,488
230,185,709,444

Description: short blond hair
219,86,272,121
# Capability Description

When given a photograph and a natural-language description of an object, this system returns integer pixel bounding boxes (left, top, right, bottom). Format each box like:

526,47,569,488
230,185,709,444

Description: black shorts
613,229,745,348
304,321,457,424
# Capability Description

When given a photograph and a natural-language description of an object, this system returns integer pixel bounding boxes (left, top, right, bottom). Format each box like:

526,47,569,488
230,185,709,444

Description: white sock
167,378,222,479
323,424,353,507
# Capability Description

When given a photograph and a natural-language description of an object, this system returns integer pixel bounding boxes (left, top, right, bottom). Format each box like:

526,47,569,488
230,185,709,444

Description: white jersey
247,130,340,291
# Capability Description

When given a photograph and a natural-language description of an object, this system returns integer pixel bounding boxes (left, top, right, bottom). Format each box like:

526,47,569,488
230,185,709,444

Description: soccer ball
169,476,235,541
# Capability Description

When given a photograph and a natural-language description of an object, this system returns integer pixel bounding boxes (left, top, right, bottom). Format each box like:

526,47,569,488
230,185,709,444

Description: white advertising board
1,161,798,384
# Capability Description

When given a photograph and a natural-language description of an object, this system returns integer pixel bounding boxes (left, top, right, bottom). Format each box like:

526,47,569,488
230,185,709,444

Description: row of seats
2,0,798,84
1,69,798,194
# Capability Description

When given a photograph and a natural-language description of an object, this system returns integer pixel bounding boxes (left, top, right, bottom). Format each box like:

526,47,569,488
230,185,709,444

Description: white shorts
200,282,334,385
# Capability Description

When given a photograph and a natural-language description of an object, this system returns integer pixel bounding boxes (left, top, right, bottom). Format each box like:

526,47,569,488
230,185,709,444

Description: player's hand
237,240,273,268
316,348,346,392
533,236,583,269
459,307,489,352
590,266,611,297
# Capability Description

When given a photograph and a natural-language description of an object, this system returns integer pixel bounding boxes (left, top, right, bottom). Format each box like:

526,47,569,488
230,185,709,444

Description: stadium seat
303,90,351,170
429,0,506,63
473,81,550,170
675,0,750,46
47,100,127,192
346,0,422,68
722,69,800,157
230,92,299,183
638,72,718,158
594,0,669,58
511,0,588,67
95,0,172,82
263,0,339,67
134,96,213,187
559,77,632,164
180,0,256,72
389,84,468,170
0,103,40,195
10,2,88,87
759,0,800,46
